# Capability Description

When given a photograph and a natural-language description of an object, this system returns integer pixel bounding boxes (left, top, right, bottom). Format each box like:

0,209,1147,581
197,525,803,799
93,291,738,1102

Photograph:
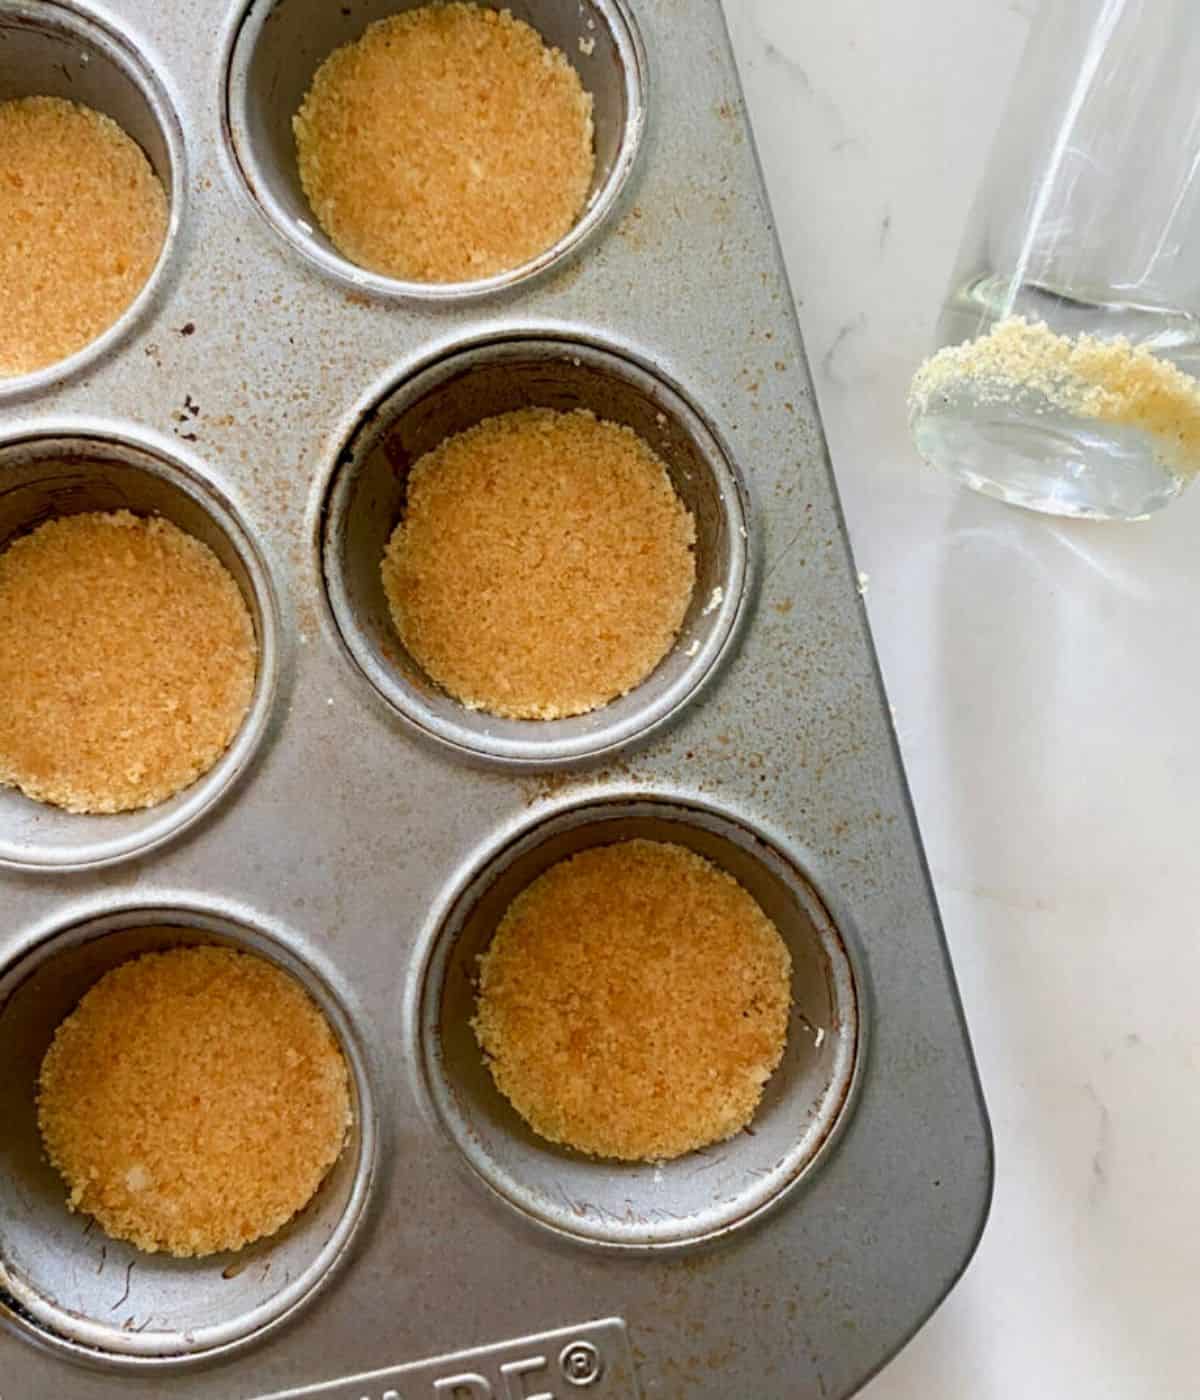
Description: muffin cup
0,0,184,399
319,336,750,768
0,903,378,1367
416,796,863,1251
0,429,280,872
222,0,645,298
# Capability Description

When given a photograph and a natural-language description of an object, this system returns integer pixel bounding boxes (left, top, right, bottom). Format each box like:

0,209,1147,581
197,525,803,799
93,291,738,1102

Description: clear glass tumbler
909,0,1200,520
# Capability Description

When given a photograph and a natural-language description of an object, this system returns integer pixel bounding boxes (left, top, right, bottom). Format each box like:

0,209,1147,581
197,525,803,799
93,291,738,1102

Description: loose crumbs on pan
38,946,352,1257
0,510,257,814
473,840,793,1162
293,2,595,282
0,97,167,377
381,408,697,719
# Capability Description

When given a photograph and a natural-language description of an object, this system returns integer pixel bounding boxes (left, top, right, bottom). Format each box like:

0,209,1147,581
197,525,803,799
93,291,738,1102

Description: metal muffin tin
0,0,992,1395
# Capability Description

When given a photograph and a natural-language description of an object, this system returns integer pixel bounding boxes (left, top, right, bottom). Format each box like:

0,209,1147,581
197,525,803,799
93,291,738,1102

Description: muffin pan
0,0,991,1396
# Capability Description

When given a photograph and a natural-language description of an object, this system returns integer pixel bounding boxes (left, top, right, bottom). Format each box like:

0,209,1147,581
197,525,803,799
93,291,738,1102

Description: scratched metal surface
0,0,992,1395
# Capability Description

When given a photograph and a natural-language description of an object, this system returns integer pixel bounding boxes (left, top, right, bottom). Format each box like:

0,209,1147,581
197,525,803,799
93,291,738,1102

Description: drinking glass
910,0,1200,520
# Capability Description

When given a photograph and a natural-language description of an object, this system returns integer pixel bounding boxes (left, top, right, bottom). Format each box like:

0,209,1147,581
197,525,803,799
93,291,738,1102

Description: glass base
912,393,1189,521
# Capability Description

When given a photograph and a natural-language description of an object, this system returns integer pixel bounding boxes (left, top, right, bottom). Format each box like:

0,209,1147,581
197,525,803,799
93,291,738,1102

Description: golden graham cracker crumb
473,840,792,1162
38,946,352,1258
294,2,595,282
909,315,1200,474
0,510,257,814
0,97,167,376
382,408,697,719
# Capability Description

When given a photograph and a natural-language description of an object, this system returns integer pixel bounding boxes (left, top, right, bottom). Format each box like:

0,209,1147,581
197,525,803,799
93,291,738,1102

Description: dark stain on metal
110,1261,134,1313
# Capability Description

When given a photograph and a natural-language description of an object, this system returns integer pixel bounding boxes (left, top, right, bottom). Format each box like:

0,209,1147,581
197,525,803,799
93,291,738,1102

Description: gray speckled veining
0,0,992,1395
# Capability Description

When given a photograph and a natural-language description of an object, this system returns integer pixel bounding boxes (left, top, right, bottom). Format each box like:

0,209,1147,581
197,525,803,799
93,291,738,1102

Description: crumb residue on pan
293,2,595,282
473,839,792,1161
0,510,257,814
37,946,352,1257
381,408,697,719
0,97,167,376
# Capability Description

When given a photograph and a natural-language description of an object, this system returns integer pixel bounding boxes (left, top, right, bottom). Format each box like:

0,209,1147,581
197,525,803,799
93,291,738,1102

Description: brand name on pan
253,1318,629,1400
354,1338,604,1399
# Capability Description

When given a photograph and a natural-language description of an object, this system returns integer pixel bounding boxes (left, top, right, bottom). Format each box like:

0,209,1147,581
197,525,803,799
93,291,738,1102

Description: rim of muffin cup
0,900,379,1367
0,427,281,873
220,0,647,300
0,0,185,402
413,794,866,1252
317,334,751,768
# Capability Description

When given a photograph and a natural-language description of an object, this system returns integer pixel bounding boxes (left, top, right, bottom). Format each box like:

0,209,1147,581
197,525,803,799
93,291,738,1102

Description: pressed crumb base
473,840,793,1162
37,946,352,1258
381,408,697,719
0,510,257,815
293,3,595,282
0,97,167,377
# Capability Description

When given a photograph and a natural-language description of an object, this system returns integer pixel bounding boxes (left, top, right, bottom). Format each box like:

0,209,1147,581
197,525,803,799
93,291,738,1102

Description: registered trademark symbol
559,1339,603,1387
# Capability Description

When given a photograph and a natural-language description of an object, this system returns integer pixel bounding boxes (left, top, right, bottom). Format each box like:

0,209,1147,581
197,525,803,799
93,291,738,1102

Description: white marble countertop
724,3,1199,1396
